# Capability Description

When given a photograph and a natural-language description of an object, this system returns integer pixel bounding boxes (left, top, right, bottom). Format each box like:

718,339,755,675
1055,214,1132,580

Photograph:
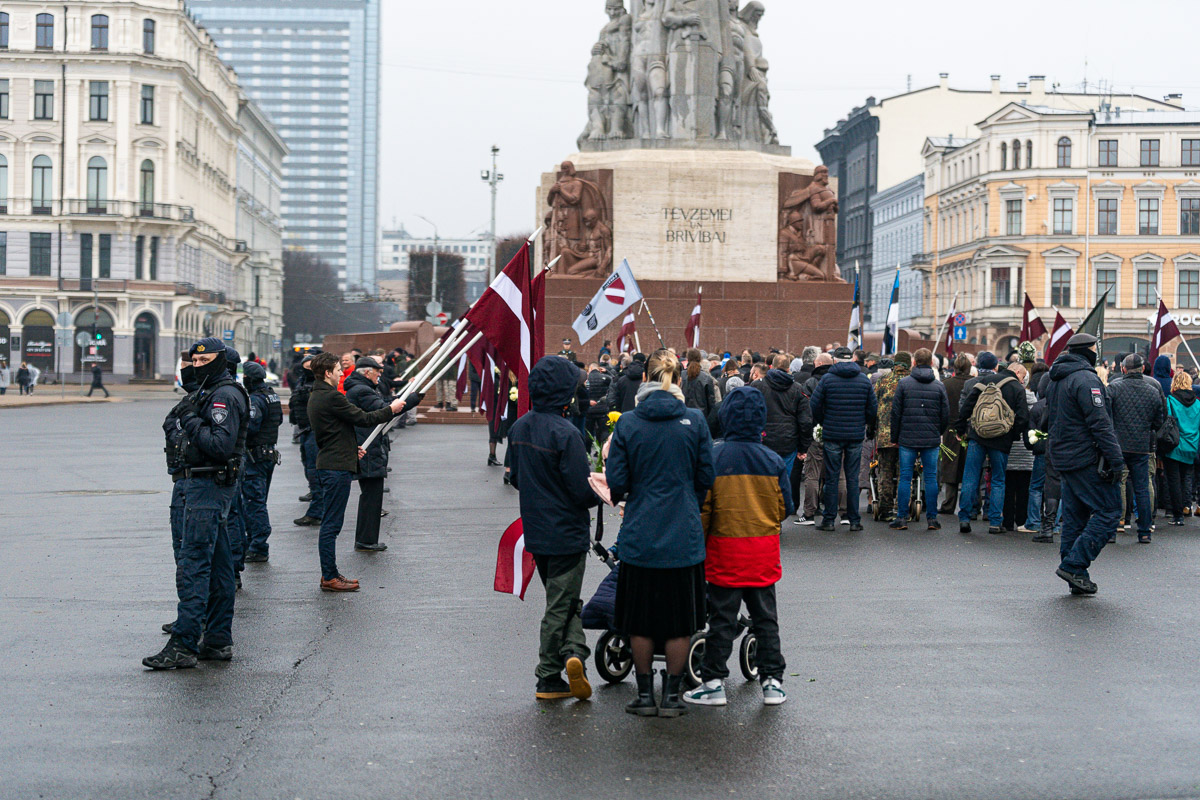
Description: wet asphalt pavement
3,398,1200,800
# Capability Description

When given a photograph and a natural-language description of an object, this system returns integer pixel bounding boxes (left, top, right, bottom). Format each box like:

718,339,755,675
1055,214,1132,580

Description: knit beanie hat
894,351,912,369
976,351,998,371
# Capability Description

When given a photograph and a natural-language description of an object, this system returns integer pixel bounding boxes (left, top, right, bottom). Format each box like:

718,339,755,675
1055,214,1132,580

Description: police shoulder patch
1090,387,1104,407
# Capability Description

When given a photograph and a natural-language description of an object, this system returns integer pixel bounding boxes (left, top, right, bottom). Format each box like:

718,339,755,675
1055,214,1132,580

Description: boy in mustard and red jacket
686,386,794,707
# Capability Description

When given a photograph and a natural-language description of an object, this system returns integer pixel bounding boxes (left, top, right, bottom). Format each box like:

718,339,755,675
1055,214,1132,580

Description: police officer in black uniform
558,338,576,363
242,362,281,563
1043,332,1125,595
222,348,248,585
144,337,249,669
161,350,202,636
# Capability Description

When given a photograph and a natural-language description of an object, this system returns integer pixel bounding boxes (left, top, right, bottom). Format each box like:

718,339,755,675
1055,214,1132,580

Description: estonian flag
847,266,862,350
882,267,900,356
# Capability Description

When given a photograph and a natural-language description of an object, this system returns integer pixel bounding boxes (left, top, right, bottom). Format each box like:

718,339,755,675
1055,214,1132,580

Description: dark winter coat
891,366,951,450
606,361,644,413
1044,353,1124,473
16,367,30,386
1154,355,1174,397
90,364,104,387
808,361,878,443
1107,370,1166,455
345,371,391,479
939,373,969,481
682,369,718,418
750,369,814,458
585,368,612,421
507,356,598,557
802,363,831,398
309,379,394,472
606,389,715,569
289,371,313,431
956,368,1029,450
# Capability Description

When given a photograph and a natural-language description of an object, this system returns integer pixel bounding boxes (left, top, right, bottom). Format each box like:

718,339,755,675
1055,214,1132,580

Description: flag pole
933,291,959,358
401,318,466,380
639,299,667,349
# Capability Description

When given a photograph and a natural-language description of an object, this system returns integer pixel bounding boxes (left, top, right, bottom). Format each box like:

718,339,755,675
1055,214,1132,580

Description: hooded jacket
605,361,644,413
345,371,391,479
1166,388,1200,464
1107,370,1166,455
1044,353,1123,473
891,365,950,450
956,367,1029,450
808,361,878,442
750,368,814,458
606,389,715,569
1154,355,1174,397
507,356,598,556
701,388,794,587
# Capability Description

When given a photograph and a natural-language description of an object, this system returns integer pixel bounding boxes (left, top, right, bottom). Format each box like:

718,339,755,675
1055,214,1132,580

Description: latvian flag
1021,293,1048,341
618,311,637,353
684,287,702,349
1150,298,1182,365
494,518,535,600
1044,310,1074,365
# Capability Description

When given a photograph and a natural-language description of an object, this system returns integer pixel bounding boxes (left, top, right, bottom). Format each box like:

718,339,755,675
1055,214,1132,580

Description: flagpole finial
527,226,544,245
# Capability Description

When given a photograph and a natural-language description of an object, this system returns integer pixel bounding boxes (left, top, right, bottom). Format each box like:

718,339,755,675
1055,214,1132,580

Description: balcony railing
0,198,195,220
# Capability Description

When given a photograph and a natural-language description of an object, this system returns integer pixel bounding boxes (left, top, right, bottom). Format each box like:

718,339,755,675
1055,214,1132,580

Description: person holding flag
684,288,702,349
881,267,900,356
847,265,862,351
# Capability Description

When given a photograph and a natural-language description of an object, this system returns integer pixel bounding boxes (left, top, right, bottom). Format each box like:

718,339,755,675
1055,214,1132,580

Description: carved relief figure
717,0,746,140
631,0,670,139
563,209,614,276
780,166,844,282
737,2,778,145
584,1,633,140
663,0,719,139
779,210,825,281
546,162,612,278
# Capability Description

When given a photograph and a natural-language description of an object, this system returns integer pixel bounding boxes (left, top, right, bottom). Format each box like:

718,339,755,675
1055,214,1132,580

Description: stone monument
537,1,848,352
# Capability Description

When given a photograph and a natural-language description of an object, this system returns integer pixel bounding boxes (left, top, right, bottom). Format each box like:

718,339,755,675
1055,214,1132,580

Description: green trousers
533,552,591,680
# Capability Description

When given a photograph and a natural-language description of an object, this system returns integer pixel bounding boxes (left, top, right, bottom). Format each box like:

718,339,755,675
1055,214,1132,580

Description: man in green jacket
307,351,419,591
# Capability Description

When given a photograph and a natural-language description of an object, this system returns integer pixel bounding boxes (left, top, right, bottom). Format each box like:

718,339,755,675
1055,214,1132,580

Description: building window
1183,198,1200,235
1012,140,1021,170
87,157,108,213
135,235,145,280
0,13,8,49
1026,140,1033,169
1098,198,1118,235
1051,269,1071,306
1181,270,1200,309
89,81,109,121
149,236,159,281
0,232,6,274
91,15,108,50
1099,140,1118,167
36,14,53,49
1057,137,1072,168
1137,270,1158,307
0,79,8,119
140,86,155,125
31,233,52,276
1096,268,1117,306
1000,142,1007,171
1140,139,1160,167
34,80,54,120
1005,199,1022,235
80,233,93,279
1184,140,1200,168
1053,198,1073,234
991,267,1011,306
0,154,7,213
143,19,156,54
139,160,155,215
1139,198,1160,235
254,276,262,306
32,155,52,213
99,234,111,278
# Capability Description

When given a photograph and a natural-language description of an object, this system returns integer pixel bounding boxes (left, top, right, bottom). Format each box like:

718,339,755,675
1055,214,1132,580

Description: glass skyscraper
188,0,379,293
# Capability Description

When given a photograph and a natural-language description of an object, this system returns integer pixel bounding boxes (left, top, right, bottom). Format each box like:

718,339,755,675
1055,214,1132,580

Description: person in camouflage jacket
873,352,911,521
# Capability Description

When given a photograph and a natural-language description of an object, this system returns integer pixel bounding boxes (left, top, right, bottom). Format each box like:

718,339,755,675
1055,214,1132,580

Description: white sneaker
761,677,787,706
839,519,850,525
794,516,815,526
682,679,726,706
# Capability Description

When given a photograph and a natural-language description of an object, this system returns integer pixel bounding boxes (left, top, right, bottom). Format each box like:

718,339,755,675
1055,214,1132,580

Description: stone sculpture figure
631,0,670,139
737,2,778,145
780,166,844,282
663,0,721,140
779,210,825,281
584,0,633,140
546,162,612,278
563,209,614,276
716,0,747,140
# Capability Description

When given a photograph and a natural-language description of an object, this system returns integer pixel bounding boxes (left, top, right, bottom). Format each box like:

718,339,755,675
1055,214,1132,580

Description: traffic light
95,331,102,341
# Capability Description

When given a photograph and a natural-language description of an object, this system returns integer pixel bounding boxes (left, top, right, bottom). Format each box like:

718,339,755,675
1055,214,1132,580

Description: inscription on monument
663,206,733,243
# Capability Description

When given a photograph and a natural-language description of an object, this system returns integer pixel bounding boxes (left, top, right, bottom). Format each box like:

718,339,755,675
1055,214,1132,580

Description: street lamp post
416,214,439,307
480,145,503,283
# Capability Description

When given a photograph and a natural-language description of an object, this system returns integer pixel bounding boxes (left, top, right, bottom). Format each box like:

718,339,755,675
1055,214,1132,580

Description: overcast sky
381,0,1197,241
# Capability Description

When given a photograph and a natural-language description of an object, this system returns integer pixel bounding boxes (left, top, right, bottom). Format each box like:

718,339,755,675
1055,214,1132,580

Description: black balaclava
180,366,200,394
1072,347,1098,367
194,351,228,387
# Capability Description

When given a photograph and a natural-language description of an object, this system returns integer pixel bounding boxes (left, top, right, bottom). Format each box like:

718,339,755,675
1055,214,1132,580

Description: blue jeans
1026,455,1045,530
822,439,862,525
958,440,1008,527
173,477,237,651
783,451,797,478
301,430,324,519
316,469,354,580
1123,453,1152,536
242,459,275,556
897,445,939,522
1059,466,1121,577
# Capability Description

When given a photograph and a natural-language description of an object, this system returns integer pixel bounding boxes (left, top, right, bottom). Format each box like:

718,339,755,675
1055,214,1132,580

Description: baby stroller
867,455,925,521
581,542,759,689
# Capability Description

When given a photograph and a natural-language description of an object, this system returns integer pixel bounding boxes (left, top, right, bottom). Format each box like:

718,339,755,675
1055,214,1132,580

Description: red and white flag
1150,297,1182,365
1021,294,1048,341
943,310,956,360
1044,310,1074,365
465,242,536,417
494,518,535,600
684,287,702,348
618,311,637,354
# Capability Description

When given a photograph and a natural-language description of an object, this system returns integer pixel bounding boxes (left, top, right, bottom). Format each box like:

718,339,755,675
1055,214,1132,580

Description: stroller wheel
594,630,632,684
686,632,705,689
739,633,759,681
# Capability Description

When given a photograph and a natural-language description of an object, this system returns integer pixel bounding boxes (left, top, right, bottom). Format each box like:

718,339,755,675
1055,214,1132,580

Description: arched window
139,160,155,215
1025,140,1033,169
0,154,7,213
1057,137,1072,168
36,13,53,49
87,156,108,213
91,15,108,50
1012,140,1021,170
143,19,156,54
1000,142,1007,171
32,155,52,213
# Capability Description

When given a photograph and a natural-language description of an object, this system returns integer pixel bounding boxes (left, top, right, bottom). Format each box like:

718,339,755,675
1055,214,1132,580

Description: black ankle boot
625,672,658,716
658,671,688,718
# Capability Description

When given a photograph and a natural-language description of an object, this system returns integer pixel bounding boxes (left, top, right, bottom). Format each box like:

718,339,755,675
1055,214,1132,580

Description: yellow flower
607,411,621,426
509,386,518,402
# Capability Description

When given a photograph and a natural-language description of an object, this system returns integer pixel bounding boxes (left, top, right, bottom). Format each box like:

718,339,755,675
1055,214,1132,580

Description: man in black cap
145,337,249,669
1044,332,1125,594
558,338,576,363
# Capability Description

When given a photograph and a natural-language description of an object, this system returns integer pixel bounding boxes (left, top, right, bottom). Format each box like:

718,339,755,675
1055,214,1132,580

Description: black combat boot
625,672,658,717
657,671,688,718
1033,498,1058,543
142,636,198,670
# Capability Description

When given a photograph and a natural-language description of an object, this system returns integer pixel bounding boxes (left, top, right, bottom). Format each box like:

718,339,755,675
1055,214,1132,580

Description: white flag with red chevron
571,259,644,345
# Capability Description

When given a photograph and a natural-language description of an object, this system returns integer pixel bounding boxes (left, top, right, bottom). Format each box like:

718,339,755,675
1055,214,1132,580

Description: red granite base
545,276,854,357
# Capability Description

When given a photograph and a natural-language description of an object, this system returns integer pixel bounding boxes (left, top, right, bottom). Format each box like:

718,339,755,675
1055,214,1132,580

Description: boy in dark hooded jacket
685,387,794,708
508,356,599,702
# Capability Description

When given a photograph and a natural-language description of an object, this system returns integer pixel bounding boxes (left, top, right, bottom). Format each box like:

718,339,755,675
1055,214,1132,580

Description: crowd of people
506,331,1197,716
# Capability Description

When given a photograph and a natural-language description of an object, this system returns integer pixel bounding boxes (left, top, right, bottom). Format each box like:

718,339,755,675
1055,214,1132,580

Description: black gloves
405,391,426,410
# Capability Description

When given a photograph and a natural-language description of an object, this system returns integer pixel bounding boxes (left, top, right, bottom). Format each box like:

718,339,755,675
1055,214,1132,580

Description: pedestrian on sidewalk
0,358,10,395
344,357,391,553
16,362,31,395
87,363,110,398
889,348,949,531
307,351,414,593
684,386,793,709
508,356,599,703
27,363,39,393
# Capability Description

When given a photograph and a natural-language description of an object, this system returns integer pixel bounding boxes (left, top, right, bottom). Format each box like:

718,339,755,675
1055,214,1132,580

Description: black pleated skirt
614,561,707,640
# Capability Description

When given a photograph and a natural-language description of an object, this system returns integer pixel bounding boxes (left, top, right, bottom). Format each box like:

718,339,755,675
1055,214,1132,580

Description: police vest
193,377,250,472
248,387,283,449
